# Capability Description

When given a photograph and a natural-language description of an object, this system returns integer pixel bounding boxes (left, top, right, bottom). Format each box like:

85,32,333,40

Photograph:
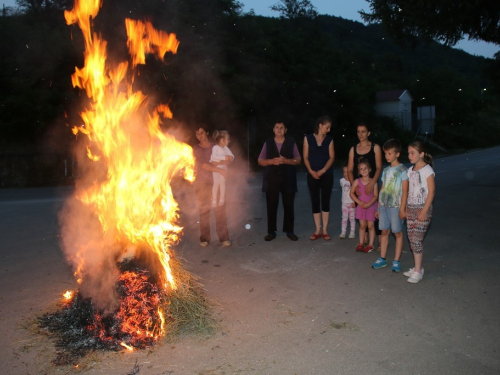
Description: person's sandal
310,233,321,241
323,234,331,241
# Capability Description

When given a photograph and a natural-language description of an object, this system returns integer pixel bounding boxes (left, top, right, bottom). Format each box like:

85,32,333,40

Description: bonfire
38,0,213,365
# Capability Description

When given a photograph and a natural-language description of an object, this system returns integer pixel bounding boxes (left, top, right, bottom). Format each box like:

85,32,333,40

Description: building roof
376,89,413,102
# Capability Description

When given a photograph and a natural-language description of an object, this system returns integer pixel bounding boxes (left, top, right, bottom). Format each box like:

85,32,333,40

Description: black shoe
264,233,276,241
287,233,298,241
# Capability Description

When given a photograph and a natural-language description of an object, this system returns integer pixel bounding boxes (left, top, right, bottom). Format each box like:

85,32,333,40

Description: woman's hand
271,156,285,165
365,181,375,195
309,170,321,179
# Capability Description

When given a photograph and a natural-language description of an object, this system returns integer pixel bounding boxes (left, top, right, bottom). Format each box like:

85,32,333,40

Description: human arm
316,138,335,177
365,143,383,194
211,146,233,166
257,143,284,167
303,136,320,179
418,174,435,221
375,182,384,218
282,143,301,166
202,162,227,177
361,181,378,209
349,180,362,206
399,179,409,219
347,146,355,185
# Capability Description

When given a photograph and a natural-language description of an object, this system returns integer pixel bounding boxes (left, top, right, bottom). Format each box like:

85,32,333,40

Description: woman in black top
258,121,302,241
347,123,382,246
303,116,335,241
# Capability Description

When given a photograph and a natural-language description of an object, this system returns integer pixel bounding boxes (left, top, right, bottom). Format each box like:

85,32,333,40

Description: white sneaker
348,233,356,239
339,233,346,239
403,268,425,277
200,241,209,247
407,269,424,283
222,240,231,247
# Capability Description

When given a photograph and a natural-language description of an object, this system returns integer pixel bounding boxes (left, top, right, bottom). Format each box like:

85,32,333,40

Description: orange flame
65,0,194,292
120,342,134,351
63,290,74,300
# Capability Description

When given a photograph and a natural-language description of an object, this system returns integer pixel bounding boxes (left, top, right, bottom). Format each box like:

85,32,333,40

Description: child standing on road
372,139,408,272
404,141,435,283
350,159,378,252
210,130,234,207
339,165,356,239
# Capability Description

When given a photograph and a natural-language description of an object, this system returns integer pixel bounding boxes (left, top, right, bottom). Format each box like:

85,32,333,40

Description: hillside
0,1,498,186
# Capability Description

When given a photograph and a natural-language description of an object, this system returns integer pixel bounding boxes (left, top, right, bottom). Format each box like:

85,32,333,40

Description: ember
39,260,162,364
39,258,213,365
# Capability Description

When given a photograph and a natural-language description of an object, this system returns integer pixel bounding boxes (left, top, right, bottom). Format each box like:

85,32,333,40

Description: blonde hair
212,130,229,145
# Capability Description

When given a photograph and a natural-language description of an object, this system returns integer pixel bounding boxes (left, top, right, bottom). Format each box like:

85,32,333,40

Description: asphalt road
0,147,499,374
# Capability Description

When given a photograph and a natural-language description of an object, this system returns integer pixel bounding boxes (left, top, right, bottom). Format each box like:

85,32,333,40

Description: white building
375,89,413,131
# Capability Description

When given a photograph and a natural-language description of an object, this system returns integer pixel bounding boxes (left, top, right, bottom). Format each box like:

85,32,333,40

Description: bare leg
380,229,390,258
322,211,329,235
313,213,321,235
358,220,367,245
414,252,423,272
394,231,403,261
367,221,375,246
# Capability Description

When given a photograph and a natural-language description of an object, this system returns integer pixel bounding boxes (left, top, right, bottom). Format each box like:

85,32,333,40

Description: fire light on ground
38,0,214,365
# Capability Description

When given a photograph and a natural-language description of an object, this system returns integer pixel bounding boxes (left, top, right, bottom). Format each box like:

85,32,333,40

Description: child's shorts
378,206,404,233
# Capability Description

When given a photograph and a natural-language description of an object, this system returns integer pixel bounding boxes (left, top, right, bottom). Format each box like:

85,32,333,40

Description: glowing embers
39,259,166,365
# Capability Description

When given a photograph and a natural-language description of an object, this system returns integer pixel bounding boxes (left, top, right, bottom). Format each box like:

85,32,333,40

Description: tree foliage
0,0,499,177
360,0,500,49
270,0,318,19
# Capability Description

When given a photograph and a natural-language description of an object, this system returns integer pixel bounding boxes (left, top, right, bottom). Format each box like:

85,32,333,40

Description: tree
360,0,500,51
270,0,318,20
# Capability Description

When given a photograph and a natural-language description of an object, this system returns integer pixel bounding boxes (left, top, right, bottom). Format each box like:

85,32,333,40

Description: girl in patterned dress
404,141,436,283
350,159,378,252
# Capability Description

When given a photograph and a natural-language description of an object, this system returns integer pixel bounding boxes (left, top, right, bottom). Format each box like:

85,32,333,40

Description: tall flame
64,0,193,291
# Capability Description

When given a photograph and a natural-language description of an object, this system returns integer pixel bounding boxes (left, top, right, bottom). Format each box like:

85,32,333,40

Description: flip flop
310,233,321,241
323,234,331,241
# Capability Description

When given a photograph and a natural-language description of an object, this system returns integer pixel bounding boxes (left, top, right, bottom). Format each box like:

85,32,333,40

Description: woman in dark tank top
347,123,383,246
347,124,382,191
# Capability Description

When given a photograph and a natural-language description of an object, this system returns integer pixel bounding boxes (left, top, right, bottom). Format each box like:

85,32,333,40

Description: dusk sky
242,0,497,59
2,0,497,58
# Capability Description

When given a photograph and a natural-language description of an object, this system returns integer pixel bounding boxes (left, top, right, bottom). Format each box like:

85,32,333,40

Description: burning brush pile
39,256,213,365
36,0,214,365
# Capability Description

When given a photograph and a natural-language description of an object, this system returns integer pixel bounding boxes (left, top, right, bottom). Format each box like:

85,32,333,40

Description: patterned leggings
406,205,432,254
341,203,356,234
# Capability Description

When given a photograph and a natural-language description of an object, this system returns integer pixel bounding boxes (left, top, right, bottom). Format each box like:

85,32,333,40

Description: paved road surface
0,147,499,374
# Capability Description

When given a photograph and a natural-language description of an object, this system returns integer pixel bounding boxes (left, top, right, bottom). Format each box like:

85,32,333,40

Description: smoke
59,192,121,313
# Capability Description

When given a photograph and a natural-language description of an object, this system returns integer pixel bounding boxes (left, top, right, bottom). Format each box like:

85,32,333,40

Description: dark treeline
1,0,499,186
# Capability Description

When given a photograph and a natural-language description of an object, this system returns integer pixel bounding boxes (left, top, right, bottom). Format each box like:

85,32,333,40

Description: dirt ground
1,148,499,375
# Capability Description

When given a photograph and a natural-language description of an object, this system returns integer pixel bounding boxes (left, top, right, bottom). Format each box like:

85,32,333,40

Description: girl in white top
339,165,356,238
403,141,435,284
210,130,234,207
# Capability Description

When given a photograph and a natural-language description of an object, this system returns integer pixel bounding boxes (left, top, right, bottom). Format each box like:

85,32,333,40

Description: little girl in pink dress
350,159,378,252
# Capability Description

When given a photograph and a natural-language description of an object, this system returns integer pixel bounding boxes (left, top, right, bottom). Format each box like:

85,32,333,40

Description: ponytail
423,152,433,168
409,140,433,167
